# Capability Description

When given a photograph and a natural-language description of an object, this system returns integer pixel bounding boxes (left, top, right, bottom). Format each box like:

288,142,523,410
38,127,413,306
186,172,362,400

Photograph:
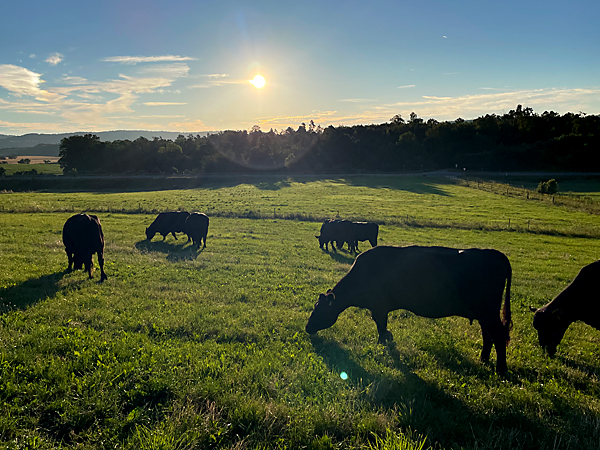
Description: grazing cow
145,211,190,241
62,214,107,281
316,219,357,253
306,245,512,372
530,260,600,357
185,213,209,249
352,222,379,252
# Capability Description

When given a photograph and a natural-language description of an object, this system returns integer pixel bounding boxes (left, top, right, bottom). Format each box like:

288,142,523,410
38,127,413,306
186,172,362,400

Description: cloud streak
102,55,196,64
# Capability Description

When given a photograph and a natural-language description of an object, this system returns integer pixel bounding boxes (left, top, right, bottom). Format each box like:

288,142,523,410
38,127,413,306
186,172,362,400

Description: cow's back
63,214,104,254
335,245,510,319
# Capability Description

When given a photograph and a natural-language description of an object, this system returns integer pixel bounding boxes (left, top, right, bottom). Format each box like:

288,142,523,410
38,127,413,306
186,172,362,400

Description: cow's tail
502,264,513,347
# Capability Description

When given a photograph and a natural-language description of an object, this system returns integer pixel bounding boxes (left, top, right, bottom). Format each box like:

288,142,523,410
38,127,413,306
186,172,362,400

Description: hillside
0,130,212,151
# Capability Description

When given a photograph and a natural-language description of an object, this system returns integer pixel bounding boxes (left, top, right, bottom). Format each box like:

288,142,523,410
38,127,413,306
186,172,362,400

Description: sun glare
250,75,266,89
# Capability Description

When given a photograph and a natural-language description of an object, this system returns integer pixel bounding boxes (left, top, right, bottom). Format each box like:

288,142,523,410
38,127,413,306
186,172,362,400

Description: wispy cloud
143,102,187,106
339,98,377,103
61,75,89,85
385,88,600,120
397,85,416,89
138,63,191,78
0,62,192,132
46,53,64,65
102,55,195,64
0,64,64,102
190,73,252,88
167,119,216,132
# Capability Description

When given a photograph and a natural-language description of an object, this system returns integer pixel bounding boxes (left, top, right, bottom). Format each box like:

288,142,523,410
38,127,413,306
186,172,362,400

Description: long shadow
322,249,356,264
309,334,583,448
2,173,457,195
0,271,67,313
134,239,201,261
337,175,454,196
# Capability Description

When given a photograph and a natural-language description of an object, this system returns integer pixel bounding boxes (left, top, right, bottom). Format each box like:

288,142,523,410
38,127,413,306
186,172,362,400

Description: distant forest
58,106,600,174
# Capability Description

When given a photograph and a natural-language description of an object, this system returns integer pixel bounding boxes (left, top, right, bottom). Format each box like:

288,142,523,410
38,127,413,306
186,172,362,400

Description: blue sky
1,0,598,134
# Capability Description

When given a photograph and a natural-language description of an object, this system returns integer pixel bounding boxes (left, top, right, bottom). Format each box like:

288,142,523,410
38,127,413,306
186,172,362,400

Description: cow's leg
85,259,94,279
172,231,178,240
481,318,508,373
479,325,494,363
372,310,393,344
66,250,74,270
98,252,107,282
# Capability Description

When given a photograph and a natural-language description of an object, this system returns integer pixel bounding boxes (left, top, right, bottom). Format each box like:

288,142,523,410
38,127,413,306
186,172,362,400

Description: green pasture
1,176,600,449
0,163,62,176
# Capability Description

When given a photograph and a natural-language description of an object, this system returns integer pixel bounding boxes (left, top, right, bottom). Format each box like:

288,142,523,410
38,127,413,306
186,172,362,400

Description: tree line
58,106,600,174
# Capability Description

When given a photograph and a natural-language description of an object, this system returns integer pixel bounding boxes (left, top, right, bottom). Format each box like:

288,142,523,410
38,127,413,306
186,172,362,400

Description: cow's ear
529,306,538,313
315,235,320,239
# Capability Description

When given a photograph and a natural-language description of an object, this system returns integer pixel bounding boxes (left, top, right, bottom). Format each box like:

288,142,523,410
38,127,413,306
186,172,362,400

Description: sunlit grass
1,177,600,449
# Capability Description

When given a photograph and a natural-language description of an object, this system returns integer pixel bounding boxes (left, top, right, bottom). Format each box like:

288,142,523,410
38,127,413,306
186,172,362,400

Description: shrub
537,179,559,195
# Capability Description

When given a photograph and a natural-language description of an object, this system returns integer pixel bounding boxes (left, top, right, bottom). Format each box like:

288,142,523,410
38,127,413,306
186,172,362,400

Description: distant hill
0,130,213,152
0,143,60,157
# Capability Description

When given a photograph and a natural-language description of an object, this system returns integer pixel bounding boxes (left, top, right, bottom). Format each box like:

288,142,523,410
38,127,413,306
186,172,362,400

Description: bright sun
249,75,266,88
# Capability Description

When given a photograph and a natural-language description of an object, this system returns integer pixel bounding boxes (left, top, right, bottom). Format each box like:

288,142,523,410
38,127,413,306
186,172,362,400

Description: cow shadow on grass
135,239,202,261
308,335,560,448
339,175,454,196
322,249,356,264
0,271,68,313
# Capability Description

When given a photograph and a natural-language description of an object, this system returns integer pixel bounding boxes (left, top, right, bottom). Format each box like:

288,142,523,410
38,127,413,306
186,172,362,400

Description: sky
0,0,599,135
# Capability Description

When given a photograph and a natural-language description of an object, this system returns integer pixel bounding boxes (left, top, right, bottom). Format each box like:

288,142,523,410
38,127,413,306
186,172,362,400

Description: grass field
0,162,62,176
1,176,600,449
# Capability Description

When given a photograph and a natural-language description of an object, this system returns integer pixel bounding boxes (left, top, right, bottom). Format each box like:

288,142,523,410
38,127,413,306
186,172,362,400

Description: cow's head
315,235,325,249
530,307,569,357
306,291,342,334
145,227,153,241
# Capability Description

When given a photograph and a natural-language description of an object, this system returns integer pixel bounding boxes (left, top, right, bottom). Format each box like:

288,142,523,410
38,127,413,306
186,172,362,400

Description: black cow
316,219,357,253
530,260,600,357
306,245,512,372
352,222,379,252
62,214,107,281
145,211,190,241
185,213,209,249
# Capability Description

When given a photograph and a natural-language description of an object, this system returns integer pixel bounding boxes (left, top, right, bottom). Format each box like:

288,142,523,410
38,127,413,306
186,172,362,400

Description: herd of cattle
61,212,599,373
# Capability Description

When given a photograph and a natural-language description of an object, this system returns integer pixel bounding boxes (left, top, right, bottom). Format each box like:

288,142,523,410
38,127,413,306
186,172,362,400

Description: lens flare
249,75,266,88
340,372,348,380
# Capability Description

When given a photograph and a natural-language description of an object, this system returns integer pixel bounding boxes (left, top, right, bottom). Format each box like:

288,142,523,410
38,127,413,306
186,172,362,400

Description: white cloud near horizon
102,55,195,64
0,62,192,132
397,85,416,89
0,64,63,103
46,53,64,65
251,88,600,130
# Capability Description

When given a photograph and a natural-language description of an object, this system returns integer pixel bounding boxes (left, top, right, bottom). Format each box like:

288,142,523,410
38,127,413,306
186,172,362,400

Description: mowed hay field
1,176,600,450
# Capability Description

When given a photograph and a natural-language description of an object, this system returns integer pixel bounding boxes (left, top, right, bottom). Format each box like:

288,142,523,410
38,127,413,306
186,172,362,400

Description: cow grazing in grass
316,219,357,253
185,213,209,249
62,213,107,281
145,211,190,241
352,222,379,251
530,260,600,357
306,245,512,373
